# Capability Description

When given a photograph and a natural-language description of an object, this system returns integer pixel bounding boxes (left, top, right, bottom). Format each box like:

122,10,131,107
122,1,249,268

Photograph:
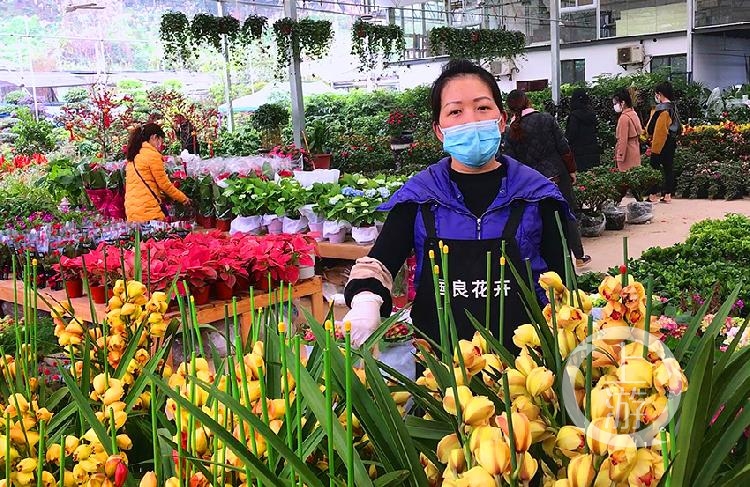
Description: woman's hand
569,172,577,184
342,291,383,348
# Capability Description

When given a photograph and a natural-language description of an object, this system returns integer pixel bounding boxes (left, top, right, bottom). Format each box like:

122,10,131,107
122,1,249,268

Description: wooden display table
316,241,372,260
0,277,326,343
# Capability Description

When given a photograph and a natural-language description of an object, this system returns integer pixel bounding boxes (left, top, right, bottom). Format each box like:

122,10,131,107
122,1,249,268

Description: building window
600,1,687,39
517,80,549,92
561,59,586,85
650,54,687,82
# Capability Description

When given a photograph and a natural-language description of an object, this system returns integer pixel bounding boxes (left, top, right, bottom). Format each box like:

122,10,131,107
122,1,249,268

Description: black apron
410,202,528,355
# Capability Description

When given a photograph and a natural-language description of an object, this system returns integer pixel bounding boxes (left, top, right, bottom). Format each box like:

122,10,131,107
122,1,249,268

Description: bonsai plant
304,119,332,169
252,103,290,149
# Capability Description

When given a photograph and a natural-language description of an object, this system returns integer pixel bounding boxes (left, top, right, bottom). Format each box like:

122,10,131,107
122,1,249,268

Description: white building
375,1,750,92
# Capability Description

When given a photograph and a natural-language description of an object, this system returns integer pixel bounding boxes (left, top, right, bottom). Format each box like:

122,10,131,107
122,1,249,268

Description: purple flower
733,299,745,311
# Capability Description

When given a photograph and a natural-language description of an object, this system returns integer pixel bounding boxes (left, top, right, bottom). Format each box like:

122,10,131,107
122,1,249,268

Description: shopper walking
504,89,592,267
613,89,643,171
565,88,600,172
645,81,682,203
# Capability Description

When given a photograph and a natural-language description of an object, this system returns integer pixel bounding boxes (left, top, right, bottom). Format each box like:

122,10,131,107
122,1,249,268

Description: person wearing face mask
503,89,591,268
645,82,682,203
124,123,190,222
613,89,643,171
341,60,572,353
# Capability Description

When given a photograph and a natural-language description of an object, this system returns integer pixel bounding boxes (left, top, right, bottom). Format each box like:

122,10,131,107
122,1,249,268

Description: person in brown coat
124,123,190,222
613,89,643,171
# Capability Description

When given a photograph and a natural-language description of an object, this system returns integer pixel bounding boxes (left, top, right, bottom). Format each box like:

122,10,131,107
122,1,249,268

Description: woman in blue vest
343,60,572,353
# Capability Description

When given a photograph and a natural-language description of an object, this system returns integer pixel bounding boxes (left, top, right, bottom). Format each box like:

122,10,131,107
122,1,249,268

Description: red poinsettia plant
78,242,131,287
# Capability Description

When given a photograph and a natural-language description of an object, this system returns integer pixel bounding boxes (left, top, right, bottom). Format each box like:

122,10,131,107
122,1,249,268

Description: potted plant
386,110,417,147
319,193,350,243
573,170,622,237
278,179,307,234
181,244,218,305
347,196,382,245
623,165,663,224
195,175,216,228
56,256,84,298
213,182,233,232
252,103,289,149
304,119,332,169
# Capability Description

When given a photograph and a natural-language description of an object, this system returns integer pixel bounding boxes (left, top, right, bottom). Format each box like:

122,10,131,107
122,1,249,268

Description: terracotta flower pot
65,279,84,299
90,285,107,304
214,281,235,301
234,276,250,295
190,285,211,305
216,218,232,232
312,153,332,169
196,214,216,229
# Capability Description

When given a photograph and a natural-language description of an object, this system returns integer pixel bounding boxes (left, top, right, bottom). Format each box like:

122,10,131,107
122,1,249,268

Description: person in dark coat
174,114,200,154
565,88,600,172
504,89,592,267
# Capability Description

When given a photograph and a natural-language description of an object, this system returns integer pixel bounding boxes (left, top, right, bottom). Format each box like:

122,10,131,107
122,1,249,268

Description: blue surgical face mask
440,119,502,168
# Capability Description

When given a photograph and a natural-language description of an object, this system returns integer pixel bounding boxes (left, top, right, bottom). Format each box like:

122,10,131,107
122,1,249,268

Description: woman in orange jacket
124,123,190,222
645,82,682,203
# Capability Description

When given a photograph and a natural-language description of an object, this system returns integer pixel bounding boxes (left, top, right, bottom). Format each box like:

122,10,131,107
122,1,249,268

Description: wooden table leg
310,289,327,324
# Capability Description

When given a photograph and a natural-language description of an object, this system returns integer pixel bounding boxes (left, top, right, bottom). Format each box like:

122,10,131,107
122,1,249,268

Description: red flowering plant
269,144,311,169
246,233,316,285
59,85,136,161
79,242,132,287
386,109,417,137
0,153,47,174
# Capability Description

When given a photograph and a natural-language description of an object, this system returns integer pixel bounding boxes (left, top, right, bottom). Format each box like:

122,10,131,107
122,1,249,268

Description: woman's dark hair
654,81,675,101
506,89,531,142
430,59,504,125
613,89,633,108
570,88,590,111
126,123,165,162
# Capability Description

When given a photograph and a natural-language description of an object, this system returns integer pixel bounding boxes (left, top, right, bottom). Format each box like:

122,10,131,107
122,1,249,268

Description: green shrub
3,89,29,105
213,123,261,156
623,213,750,308
10,107,57,155
62,87,90,104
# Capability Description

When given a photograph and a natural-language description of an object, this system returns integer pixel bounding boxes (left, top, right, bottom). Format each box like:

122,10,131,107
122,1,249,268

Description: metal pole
285,0,305,147
217,0,235,132
686,0,694,81
550,0,561,106
24,18,39,120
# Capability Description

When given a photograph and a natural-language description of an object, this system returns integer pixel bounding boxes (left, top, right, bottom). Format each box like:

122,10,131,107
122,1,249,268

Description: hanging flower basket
351,19,405,72
428,26,526,63
272,18,334,76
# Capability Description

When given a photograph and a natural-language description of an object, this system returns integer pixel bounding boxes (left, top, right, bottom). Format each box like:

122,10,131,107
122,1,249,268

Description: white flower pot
263,214,284,234
282,216,308,234
351,225,379,245
308,221,324,241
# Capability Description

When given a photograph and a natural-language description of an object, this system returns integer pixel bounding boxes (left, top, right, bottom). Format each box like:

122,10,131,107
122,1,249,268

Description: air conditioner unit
617,45,644,66
490,59,511,76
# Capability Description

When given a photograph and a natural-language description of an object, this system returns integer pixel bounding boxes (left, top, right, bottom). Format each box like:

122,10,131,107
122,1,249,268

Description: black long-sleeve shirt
345,164,569,313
